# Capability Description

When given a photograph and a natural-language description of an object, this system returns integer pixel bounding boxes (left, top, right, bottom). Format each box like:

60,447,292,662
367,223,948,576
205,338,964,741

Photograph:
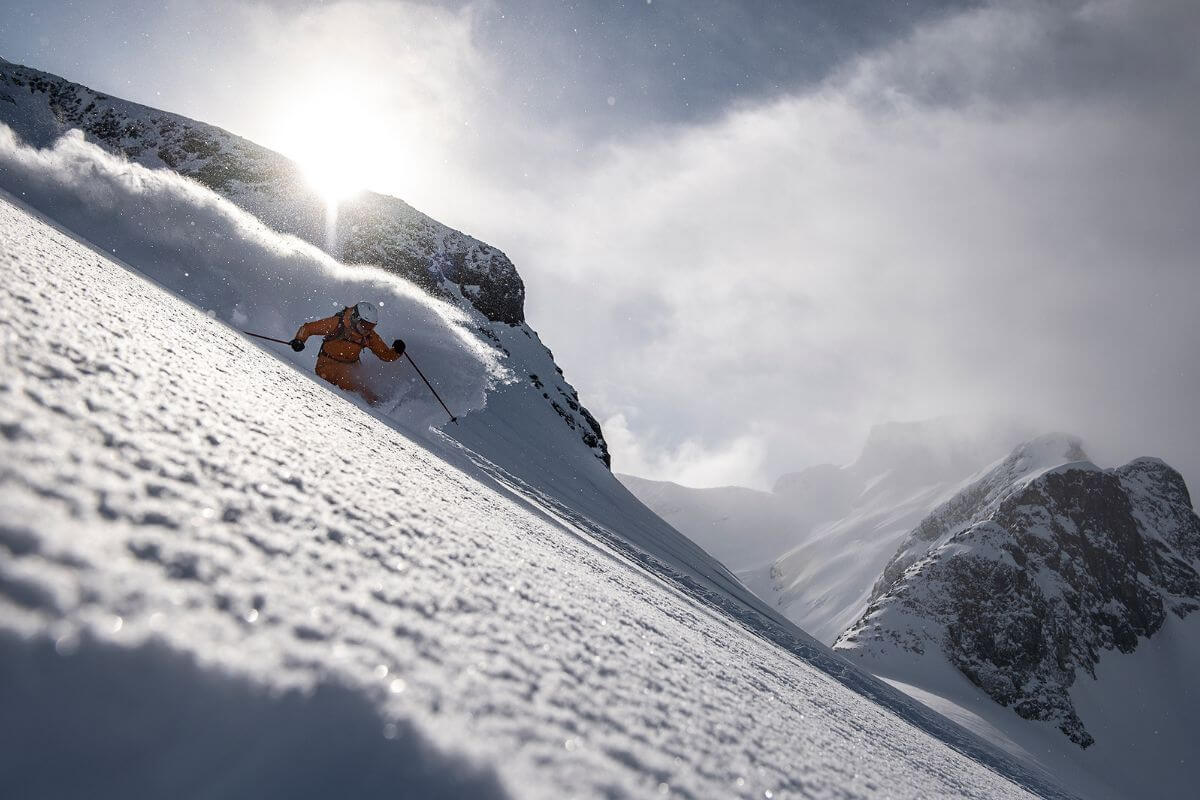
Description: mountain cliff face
0,58,608,467
836,435,1200,748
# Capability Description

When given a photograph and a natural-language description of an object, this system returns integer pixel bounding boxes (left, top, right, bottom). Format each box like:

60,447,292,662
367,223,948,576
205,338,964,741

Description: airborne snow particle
55,634,80,656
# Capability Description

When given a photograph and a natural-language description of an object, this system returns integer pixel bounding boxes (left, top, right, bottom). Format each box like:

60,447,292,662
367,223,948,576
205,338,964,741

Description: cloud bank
485,0,1200,488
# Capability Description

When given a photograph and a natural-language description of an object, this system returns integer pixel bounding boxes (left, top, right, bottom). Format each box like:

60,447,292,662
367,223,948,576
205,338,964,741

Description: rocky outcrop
836,436,1200,748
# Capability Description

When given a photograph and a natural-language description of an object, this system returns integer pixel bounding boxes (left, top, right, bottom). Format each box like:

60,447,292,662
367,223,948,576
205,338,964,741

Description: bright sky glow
268,84,384,206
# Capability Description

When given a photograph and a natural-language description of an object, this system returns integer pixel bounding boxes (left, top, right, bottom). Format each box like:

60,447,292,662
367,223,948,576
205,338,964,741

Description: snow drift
0,123,506,430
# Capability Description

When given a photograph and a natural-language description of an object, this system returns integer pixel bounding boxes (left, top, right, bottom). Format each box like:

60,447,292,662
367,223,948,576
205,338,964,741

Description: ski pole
242,331,294,346
404,352,458,424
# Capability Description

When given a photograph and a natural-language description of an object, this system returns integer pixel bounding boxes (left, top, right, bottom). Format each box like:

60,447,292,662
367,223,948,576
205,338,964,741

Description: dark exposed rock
838,437,1200,748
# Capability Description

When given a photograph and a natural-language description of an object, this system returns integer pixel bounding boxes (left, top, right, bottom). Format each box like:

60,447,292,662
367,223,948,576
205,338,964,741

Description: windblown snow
0,123,503,432
0,196,1067,798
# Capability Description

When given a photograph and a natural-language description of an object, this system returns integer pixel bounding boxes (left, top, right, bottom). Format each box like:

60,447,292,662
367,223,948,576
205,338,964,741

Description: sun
289,121,377,207
269,87,383,207
297,149,368,206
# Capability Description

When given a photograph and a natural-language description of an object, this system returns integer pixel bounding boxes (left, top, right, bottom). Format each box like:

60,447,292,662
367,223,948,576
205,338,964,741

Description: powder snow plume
0,125,508,429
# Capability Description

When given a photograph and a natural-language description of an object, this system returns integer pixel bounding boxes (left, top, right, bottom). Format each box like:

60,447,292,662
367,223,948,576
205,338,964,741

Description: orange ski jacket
294,307,401,365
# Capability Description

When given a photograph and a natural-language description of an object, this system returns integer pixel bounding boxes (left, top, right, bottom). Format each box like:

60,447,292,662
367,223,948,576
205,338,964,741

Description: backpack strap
324,308,350,341
320,308,370,359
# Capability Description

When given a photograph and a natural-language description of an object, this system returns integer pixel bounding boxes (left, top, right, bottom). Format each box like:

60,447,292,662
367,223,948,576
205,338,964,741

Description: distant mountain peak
837,436,1200,748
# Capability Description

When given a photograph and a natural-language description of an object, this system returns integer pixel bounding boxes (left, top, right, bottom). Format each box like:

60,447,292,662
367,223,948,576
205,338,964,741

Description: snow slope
872,611,1200,800
623,420,1026,644
0,78,773,645
0,196,1072,798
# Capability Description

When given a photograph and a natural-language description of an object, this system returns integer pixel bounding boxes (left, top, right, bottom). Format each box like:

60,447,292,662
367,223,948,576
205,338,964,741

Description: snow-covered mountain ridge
836,435,1200,751
0,57,609,467
0,196,1068,798
622,419,1026,643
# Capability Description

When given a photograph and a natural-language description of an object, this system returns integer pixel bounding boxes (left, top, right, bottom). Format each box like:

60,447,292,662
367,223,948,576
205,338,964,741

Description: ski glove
392,338,406,356
289,338,305,352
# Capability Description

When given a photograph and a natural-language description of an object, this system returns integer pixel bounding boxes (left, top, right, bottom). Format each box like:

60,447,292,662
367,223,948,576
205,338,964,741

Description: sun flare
270,87,386,207
289,125,376,208
298,153,368,206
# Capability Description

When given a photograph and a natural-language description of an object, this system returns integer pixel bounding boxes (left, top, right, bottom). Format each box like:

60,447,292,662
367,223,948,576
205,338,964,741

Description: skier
289,301,405,405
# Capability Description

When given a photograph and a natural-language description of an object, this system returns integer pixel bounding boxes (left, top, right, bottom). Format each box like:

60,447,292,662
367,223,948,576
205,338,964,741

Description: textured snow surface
0,199,1060,798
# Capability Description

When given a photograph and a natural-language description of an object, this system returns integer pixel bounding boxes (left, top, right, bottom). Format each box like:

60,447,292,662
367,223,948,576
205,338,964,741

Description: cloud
0,0,982,230
0,0,516,227
474,0,1200,488
602,413,769,489
204,0,590,233
0,125,505,429
179,1,501,215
